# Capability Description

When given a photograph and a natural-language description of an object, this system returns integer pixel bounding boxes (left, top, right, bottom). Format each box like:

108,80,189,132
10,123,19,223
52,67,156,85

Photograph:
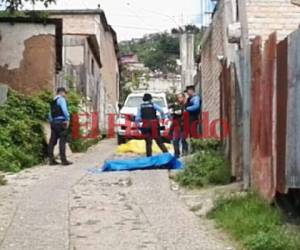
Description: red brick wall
200,3,226,121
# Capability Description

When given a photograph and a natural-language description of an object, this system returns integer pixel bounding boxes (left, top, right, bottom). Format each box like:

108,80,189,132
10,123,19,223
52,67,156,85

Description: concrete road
0,139,234,250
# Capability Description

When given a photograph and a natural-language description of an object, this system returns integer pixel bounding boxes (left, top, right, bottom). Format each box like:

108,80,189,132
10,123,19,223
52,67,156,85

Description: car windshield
125,96,166,108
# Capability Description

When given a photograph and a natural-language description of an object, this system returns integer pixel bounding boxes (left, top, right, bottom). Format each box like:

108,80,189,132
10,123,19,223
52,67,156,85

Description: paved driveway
0,139,234,250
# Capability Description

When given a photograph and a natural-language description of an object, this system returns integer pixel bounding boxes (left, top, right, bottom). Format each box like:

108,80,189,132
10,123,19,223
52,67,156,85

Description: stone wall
0,22,57,94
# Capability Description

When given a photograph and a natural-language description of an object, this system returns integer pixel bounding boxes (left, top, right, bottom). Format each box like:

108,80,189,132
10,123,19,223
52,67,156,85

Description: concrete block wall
247,0,300,42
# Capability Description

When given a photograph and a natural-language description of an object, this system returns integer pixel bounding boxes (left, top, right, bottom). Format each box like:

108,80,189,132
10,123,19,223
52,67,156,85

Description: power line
125,1,180,27
125,2,161,32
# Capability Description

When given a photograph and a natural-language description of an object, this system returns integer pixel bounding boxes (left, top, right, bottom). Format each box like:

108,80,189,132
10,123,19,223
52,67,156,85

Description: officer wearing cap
48,87,72,165
135,93,168,157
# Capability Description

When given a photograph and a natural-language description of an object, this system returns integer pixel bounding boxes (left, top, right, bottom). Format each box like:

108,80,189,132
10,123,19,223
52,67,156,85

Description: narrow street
0,140,233,250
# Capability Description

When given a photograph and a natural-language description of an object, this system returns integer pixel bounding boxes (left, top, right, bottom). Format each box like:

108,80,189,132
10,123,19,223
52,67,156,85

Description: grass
175,139,231,188
209,193,300,250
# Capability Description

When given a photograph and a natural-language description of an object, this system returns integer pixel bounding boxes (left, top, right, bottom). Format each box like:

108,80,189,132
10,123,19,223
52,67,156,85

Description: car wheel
117,134,126,145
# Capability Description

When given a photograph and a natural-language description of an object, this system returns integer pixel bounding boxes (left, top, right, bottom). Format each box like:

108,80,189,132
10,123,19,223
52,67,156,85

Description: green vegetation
209,193,300,250
190,138,221,154
69,138,100,153
120,32,180,73
119,67,149,103
119,25,203,74
175,139,231,188
1,0,55,11
0,10,50,18
0,90,50,172
0,88,85,172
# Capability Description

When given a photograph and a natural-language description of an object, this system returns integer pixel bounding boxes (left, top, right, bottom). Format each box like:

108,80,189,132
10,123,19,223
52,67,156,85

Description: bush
175,139,230,188
0,90,49,172
176,150,231,188
69,138,100,153
209,193,300,250
190,139,221,154
0,88,95,172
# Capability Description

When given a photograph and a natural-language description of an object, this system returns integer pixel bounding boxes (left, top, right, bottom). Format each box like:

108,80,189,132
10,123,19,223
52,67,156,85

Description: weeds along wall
0,89,81,172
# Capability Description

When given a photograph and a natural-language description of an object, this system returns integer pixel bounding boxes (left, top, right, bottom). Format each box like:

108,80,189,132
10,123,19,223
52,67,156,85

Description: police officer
48,87,73,166
185,85,201,138
135,93,168,157
169,93,188,158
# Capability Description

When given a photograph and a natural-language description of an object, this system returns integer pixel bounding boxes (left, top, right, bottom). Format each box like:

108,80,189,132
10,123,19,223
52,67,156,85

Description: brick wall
247,0,300,42
200,0,237,121
200,0,300,120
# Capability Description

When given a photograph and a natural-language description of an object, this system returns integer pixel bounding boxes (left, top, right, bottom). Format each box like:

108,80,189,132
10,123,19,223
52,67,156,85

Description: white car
116,92,170,144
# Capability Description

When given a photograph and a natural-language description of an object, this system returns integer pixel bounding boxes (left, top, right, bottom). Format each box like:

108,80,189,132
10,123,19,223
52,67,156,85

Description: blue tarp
102,153,183,172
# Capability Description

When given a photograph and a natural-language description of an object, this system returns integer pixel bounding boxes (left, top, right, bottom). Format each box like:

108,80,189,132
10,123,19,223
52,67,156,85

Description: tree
0,0,55,11
171,24,201,34
119,32,180,73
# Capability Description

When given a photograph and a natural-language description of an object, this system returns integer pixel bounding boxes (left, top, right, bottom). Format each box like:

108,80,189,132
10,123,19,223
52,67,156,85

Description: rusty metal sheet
250,33,277,201
286,29,300,188
219,61,243,180
219,61,231,167
276,38,288,193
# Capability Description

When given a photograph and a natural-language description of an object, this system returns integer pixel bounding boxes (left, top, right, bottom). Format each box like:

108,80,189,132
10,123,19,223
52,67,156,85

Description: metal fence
220,62,243,181
250,33,277,200
220,29,300,200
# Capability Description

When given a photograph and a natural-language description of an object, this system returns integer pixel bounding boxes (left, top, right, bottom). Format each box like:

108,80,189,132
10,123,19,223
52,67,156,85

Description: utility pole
180,32,196,90
238,0,251,190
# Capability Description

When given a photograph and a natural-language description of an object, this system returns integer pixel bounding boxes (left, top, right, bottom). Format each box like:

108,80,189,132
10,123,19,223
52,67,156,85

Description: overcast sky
21,0,201,41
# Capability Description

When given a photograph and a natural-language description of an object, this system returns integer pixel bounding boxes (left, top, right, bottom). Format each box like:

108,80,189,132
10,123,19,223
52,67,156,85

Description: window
125,96,166,108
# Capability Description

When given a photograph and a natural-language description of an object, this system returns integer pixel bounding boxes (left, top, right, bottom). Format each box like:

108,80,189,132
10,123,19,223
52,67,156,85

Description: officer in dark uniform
169,93,188,158
48,87,72,165
185,85,201,138
135,93,168,157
